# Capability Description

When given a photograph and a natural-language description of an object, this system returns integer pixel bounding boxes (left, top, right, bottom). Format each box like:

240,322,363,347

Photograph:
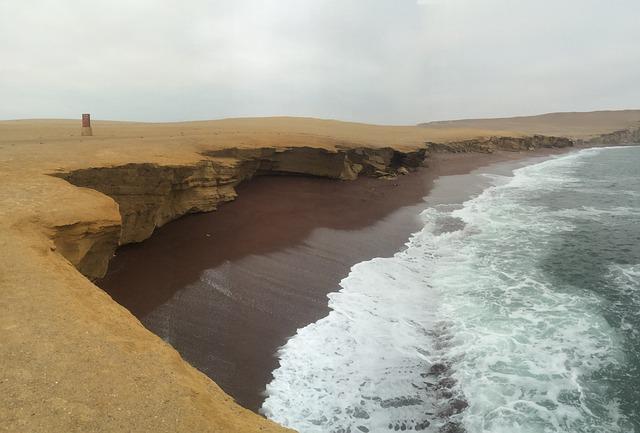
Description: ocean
262,146,640,433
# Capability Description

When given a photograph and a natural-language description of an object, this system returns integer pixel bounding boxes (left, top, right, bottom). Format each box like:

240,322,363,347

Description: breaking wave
263,147,640,433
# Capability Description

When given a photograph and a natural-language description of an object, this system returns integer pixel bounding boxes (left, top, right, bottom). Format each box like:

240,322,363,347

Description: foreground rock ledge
0,115,636,432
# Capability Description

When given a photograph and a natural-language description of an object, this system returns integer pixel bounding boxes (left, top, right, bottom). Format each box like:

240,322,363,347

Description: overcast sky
1,0,638,124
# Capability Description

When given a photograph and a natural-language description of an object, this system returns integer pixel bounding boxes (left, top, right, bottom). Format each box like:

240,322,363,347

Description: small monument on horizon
81,113,93,136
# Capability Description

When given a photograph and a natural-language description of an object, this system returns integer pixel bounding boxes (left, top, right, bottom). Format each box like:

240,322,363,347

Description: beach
98,148,571,412
1,113,637,433
261,145,640,432
3,0,640,429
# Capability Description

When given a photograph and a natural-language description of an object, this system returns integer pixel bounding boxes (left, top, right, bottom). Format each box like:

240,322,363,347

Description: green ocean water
538,146,640,429
263,146,640,433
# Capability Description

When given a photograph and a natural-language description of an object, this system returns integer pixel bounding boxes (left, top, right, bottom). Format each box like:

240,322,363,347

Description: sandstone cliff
0,114,630,433
582,127,640,146
426,134,575,153
50,146,427,280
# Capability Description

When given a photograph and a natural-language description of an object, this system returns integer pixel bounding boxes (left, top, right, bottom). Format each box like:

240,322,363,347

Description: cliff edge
0,113,636,432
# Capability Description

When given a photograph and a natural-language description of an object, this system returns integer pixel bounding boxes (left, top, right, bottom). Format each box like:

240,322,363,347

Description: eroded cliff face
4,116,634,433
55,162,240,245
51,145,427,280
426,135,575,153
48,219,121,279
205,146,427,180
583,127,640,145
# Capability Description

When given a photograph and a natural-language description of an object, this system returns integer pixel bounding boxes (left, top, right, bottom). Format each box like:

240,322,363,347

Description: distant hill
419,110,640,139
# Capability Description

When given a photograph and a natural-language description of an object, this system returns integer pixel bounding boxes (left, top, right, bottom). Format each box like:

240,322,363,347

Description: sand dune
420,109,640,138
0,111,637,433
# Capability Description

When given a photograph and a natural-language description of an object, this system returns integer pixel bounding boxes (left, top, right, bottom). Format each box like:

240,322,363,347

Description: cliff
50,146,426,280
426,134,575,153
582,127,640,146
3,116,472,433
0,114,630,433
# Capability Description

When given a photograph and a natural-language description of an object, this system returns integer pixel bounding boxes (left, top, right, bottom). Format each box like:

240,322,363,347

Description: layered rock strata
582,127,640,145
3,114,637,433
426,135,575,153
52,146,427,280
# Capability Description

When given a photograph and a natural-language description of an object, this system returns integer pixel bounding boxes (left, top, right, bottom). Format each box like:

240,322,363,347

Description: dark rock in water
429,363,449,375
437,377,457,389
440,390,453,399
357,426,369,432
438,398,469,418
310,415,328,425
414,420,431,431
353,407,370,419
380,396,423,408
451,399,468,412
439,422,465,433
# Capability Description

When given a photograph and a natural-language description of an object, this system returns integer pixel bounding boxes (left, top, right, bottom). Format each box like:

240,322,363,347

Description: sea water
262,146,640,433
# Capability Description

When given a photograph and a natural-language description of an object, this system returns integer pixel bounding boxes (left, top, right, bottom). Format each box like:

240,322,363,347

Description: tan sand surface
0,112,635,432
421,109,640,138
0,116,510,433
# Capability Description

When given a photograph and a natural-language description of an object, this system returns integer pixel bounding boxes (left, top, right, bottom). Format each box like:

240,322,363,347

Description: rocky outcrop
582,127,640,145
48,219,121,279
54,162,240,245
5,115,634,433
52,145,427,279
426,135,574,153
205,146,427,180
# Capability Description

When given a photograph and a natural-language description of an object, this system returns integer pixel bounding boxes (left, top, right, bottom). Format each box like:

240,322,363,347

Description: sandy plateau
1,112,639,432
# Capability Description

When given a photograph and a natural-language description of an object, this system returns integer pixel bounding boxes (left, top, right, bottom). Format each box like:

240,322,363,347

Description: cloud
0,0,638,123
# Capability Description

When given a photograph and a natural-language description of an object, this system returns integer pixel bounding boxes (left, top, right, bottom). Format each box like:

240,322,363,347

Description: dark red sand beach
97,149,571,412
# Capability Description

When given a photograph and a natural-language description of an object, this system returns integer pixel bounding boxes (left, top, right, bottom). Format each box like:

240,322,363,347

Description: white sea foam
201,265,233,298
262,148,635,433
607,264,640,340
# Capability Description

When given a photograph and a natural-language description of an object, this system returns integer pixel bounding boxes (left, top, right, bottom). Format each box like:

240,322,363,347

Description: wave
262,148,638,433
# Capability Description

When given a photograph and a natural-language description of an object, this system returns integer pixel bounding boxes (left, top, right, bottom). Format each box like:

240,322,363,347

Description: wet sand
97,148,571,412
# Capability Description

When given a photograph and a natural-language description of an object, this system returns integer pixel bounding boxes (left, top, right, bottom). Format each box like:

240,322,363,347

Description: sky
1,0,638,124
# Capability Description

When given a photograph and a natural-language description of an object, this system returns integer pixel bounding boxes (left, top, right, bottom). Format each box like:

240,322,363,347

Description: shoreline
98,146,576,412
1,113,638,433
261,144,640,432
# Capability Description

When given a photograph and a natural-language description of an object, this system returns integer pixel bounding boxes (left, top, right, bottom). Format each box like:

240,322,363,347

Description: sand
0,112,637,432
97,148,573,412
0,117,514,433
421,109,640,138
